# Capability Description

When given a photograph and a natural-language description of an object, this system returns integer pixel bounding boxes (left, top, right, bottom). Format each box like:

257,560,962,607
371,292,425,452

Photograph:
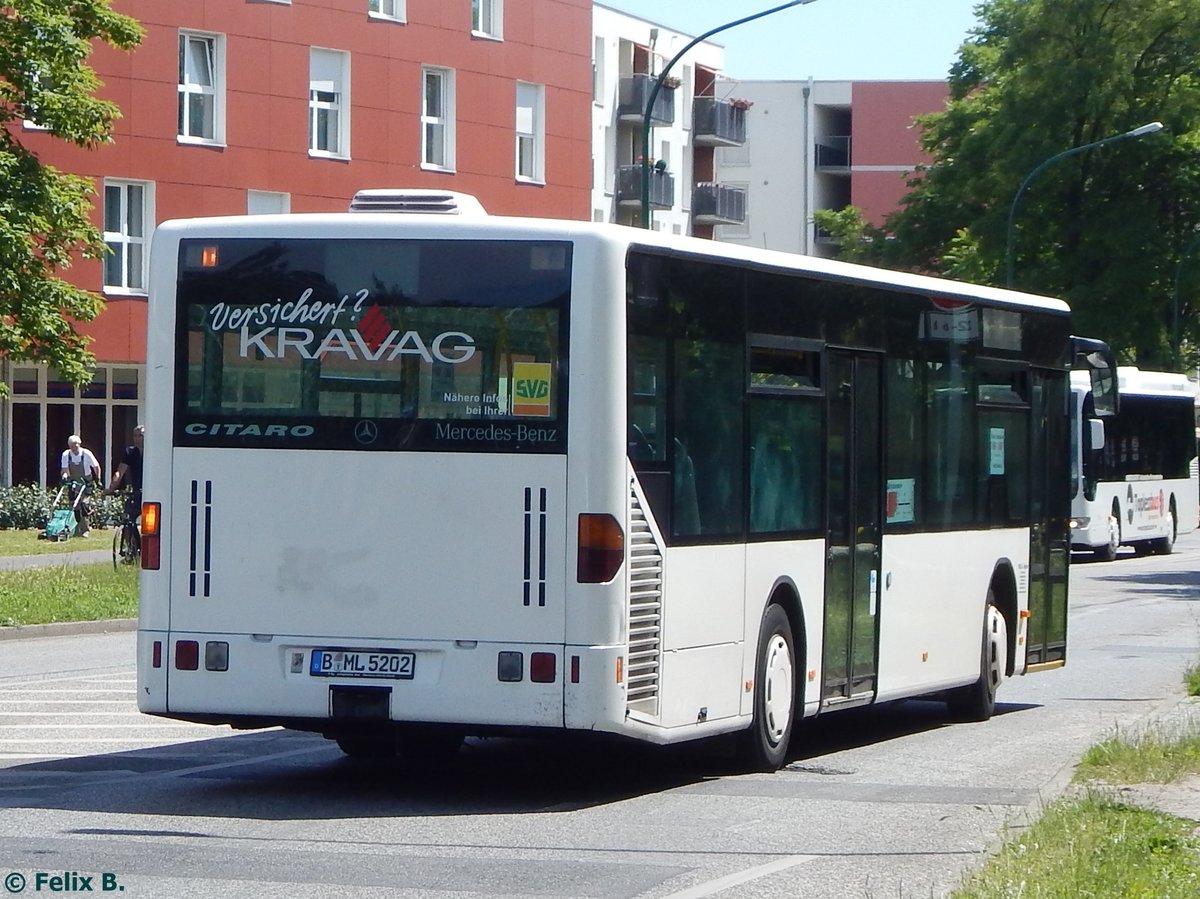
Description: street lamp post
1004,121,1163,288
640,0,817,229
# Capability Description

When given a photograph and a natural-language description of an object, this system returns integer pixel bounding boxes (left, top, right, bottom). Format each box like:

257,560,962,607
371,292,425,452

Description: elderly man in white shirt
59,434,102,537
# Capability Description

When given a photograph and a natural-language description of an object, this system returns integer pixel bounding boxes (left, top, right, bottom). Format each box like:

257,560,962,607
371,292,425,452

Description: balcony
815,135,851,170
617,74,676,125
692,183,746,225
616,164,675,209
692,98,747,147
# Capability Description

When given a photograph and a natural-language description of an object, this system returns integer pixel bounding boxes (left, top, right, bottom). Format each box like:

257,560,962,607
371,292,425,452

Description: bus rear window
175,238,569,453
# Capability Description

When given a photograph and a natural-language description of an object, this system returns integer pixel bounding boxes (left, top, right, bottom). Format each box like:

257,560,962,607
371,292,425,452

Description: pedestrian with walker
59,434,102,537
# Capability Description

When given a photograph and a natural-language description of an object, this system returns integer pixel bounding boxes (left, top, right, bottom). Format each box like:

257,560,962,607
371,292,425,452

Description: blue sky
599,1,983,82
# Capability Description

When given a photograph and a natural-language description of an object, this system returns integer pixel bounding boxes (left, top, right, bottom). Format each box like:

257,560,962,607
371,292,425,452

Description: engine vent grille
627,483,662,716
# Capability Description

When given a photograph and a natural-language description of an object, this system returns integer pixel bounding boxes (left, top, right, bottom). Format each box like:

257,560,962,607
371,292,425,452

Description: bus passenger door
1027,370,1070,669
823,351,883,705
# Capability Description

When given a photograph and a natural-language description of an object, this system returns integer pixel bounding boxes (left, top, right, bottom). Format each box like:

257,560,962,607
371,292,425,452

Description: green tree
832,0,1200,367
0,1,142,393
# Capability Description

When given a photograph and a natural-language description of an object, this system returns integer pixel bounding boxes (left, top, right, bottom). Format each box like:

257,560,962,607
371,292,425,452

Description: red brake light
577,513,624,583
175,640,199,670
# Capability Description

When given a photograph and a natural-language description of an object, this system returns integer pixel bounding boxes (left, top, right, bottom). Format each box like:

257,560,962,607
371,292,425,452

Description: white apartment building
592,5,748,238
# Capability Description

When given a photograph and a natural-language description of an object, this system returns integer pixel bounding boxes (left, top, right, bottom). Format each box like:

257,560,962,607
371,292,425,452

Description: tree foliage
834,0,1200,367
0,1,142,391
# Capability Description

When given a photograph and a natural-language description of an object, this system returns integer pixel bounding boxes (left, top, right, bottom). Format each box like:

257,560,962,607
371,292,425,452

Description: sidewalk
0,546,111,571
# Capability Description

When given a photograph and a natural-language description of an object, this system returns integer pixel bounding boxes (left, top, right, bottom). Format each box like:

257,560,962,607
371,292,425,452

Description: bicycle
112,493,141,570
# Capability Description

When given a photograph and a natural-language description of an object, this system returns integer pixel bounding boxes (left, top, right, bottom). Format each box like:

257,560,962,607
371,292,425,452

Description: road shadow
1,697,1039,820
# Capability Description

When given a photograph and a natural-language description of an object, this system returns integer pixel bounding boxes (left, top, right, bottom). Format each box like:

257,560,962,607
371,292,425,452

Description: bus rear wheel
948,592,1007,722
738,604,796,772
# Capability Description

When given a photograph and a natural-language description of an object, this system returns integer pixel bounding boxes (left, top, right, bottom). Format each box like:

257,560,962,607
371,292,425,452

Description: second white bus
1071,367,1199,560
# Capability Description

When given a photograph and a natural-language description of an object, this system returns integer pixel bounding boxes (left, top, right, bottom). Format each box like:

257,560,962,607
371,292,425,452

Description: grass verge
952,791,1200,898
0,527,110,557
955,681,1200,899
0,562,137,627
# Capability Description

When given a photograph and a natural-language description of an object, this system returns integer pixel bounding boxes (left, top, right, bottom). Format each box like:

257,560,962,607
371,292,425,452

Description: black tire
122,523,140,564
112,531,120,571
738,604,797,772
1151,506,1176,555
948,591,1007,722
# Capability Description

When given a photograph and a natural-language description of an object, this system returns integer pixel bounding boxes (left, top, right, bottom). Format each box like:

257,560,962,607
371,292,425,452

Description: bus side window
628,337,667,463
672,339,744,538
749,397,821,533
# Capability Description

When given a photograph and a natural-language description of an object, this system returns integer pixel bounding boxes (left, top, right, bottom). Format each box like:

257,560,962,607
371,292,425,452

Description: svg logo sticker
512,362,552,417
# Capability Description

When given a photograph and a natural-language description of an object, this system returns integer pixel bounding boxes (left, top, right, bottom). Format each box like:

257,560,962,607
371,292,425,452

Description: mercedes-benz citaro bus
136,189,1115,771
1070,366,1198,560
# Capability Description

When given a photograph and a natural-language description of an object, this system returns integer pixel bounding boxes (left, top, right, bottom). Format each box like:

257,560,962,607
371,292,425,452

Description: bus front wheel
1093,513,1120,562
948,592,1007,722
1151,506,1176,555
739,604,796,772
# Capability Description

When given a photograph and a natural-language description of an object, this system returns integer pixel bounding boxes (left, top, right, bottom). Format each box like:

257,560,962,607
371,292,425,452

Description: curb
0,618,137,641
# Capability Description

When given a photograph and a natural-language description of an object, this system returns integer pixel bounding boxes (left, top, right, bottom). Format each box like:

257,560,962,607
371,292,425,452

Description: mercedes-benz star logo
354,419,379,445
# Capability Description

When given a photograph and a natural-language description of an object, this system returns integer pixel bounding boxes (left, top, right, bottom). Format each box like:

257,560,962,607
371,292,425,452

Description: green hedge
0,484,125,530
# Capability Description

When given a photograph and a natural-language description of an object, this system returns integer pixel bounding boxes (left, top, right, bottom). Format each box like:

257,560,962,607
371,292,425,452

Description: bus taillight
577,513,624,583
141,501,161,570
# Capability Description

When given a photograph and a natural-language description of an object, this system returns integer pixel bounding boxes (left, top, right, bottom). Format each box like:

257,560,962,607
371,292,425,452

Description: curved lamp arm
1004,122,1163,288
640,0,818,228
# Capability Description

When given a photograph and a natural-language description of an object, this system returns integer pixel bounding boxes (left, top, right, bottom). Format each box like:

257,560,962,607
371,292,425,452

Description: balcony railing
617,74,676,125
815,135,851,169
692,98,747,147
616,165,675,209
692,183,746,225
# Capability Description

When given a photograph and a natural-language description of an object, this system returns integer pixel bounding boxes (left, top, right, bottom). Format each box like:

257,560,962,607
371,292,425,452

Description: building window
472,0,502,39
368,0,405,21
309,48,350,158
103,180,153,294
421,67,455,170
179,32,224,144
247,190,291,214
515,81,544,183
592,36,605,104
7,364,143,489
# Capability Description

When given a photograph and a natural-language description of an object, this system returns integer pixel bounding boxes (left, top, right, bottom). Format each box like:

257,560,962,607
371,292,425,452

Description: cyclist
106,424,144,524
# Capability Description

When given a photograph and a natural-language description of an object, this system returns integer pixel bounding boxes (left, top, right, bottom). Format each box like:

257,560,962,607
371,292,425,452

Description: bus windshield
175,238,570,453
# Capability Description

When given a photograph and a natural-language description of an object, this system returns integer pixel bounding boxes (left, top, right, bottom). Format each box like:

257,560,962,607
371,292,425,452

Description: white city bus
1070,367,1198,560
137,191,1112,770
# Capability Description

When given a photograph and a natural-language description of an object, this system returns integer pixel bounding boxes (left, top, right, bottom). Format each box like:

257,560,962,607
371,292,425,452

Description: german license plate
309,649,415,679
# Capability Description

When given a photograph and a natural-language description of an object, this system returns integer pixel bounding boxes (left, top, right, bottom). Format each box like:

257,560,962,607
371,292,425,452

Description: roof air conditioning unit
348,189,487,216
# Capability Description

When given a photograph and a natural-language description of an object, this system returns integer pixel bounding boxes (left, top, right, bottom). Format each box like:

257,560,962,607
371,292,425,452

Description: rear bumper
137,630,629,735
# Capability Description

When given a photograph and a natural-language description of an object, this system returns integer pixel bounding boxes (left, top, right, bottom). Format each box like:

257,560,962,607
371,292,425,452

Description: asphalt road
1,533,1199,898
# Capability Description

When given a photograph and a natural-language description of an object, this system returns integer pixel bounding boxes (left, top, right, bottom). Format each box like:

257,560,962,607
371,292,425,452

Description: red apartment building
4,0,592,487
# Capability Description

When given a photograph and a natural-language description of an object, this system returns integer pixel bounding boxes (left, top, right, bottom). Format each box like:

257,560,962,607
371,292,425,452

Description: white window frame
247,190,291,214
515,81,544,185
471,0,503,40
368,0,406,22
421,67,456,172
102,180,154,296
178,31,225,145
309,48,350,159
